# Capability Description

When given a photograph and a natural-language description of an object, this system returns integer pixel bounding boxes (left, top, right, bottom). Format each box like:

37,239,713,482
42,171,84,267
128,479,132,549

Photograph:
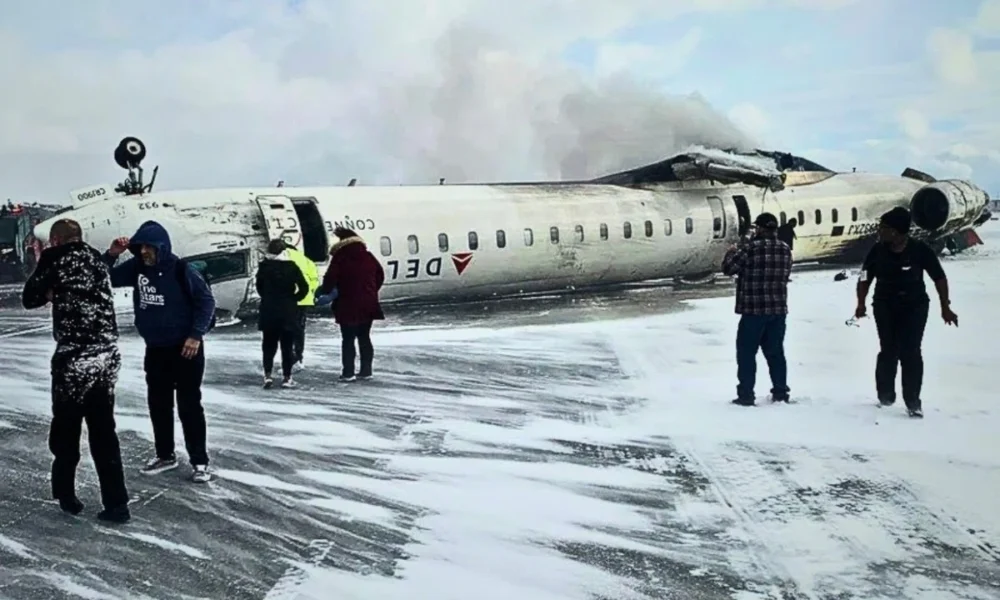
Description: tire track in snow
606,323,814,599
607,324,1000,598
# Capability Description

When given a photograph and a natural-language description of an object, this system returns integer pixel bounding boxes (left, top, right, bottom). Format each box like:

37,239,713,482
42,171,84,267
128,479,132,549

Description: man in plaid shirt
721,212,793,406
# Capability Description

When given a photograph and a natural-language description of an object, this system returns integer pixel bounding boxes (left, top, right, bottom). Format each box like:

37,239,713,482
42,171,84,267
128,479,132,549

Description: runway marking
262,539,333,600
0,324,51,338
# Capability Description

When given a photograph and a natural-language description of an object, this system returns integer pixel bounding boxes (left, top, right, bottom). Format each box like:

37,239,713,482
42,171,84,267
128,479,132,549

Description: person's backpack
175,259,217,331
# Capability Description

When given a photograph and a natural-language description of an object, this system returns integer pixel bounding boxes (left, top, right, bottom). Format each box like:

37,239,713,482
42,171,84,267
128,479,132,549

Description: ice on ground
0,222,997,600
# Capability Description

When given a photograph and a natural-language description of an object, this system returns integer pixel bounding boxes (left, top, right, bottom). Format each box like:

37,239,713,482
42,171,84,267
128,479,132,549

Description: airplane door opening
254,195,303,250
707,196,726,239
290,198,329,262
732,194,751,236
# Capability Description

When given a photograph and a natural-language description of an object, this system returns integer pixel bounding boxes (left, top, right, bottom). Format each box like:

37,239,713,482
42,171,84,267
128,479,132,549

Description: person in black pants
318,228,386,381
22,218,130,523
102,220,217,483
855,206,959,418
256,239,309,388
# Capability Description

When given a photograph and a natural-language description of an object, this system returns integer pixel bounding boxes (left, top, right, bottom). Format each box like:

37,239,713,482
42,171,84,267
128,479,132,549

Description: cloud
926,28,978,85
973,0,1000,37
0,0,996,203
593,28,703,79
896,109,930,140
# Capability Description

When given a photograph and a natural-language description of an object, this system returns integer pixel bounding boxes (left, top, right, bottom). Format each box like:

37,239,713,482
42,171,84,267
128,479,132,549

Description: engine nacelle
910,180,989,232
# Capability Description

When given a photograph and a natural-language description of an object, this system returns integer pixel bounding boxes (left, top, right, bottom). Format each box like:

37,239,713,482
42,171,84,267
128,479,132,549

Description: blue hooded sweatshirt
102,220,216,347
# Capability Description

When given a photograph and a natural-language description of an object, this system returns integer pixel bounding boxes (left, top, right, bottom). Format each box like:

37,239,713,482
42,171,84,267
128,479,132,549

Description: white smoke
356,25,757,184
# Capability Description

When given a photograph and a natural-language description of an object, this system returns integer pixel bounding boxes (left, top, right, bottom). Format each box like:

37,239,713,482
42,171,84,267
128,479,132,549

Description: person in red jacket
318,227,385,381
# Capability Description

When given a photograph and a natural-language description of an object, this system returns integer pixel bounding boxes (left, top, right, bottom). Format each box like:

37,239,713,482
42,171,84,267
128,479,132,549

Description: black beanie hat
879,206,911,234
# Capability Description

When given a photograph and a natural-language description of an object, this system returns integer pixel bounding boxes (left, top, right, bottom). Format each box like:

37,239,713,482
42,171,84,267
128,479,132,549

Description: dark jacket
776,224,796,250
22,241,122,401
319,237,385,326
102,220,216,347
255,252,309,332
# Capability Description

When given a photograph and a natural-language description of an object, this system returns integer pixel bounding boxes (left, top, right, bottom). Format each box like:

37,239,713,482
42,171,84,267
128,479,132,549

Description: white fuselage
34,171,986,318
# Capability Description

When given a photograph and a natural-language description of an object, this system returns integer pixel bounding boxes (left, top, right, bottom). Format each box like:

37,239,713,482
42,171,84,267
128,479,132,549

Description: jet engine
909,180,989,232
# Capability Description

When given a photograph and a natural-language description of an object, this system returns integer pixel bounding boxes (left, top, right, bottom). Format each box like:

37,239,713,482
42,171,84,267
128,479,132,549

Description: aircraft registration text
847,222,878,236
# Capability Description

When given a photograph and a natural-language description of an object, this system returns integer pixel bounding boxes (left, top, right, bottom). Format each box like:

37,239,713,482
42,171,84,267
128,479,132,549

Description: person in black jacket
855,206,958,418
22,219,130,523
256,239,309,388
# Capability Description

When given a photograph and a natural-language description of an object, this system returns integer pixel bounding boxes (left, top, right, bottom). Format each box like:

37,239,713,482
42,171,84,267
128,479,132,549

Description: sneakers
281,377,296,389
140,455,178,475
907,408,924,418
731,397,755,407
292,360,304,373
339,374,356,382
263,375,274,389
357,372,372,381
191,464,212,483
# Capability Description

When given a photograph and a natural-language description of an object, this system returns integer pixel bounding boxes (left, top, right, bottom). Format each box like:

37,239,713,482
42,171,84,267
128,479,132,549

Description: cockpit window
185,250,249,284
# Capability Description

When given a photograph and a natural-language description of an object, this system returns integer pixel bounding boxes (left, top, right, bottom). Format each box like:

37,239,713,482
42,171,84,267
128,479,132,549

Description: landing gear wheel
114,136,147,169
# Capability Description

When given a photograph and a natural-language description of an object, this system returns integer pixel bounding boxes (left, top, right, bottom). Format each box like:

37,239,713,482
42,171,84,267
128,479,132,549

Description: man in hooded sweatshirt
102,220,217,483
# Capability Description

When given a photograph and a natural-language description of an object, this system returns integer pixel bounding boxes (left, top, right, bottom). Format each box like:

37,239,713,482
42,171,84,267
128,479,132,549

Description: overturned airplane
35,138,992,320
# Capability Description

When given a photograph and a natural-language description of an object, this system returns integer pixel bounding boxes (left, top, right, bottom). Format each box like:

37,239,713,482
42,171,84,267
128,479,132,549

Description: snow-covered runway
1,225,998,600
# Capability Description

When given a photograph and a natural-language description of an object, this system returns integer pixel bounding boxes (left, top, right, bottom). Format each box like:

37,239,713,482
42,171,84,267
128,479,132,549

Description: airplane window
814,209,822,225
664,219,672,236
407,235,419,255
599,223,608,240
780,212,787,225
851,207,858,222
496,229,506,248
380,236,392,256
468,231,478,250
523,228,533,246
797,211,805,226
550,226,559,244
186,250,248,285
644,220,653,237
713,217,722,232
437,233,449,252
623,222,632,239
831,208,839,223
685,217,693,234
574,224,584,242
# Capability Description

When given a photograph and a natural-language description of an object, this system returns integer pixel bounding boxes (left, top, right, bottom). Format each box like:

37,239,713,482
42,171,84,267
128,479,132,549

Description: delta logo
451,252,473,275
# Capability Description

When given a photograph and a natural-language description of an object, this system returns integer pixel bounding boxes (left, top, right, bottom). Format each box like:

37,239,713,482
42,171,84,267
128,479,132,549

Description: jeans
736,314,789,401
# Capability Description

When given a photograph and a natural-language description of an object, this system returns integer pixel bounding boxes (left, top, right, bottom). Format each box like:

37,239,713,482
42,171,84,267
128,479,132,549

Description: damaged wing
590,148,812,192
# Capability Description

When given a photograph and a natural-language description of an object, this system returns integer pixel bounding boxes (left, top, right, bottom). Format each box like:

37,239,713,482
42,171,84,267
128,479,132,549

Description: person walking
721,212,794,406
777,218,797,251
317,227,385,381
279,240,319,371
854,206,957,418
256,239,310,388
22,219,130,523
102,220,217,483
